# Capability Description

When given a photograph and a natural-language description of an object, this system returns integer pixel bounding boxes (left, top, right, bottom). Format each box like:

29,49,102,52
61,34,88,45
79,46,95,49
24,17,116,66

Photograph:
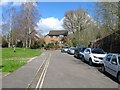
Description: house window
59,35,64,38
59,41,64,44
53,36,56,38
50,36,53,38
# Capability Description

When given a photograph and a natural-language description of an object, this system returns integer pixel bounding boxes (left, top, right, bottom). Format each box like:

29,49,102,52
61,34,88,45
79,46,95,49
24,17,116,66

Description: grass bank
1,48,41,72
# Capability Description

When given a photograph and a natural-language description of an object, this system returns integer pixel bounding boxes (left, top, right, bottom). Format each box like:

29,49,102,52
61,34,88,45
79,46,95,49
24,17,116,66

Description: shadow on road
97,67,119,84
74,57,119,85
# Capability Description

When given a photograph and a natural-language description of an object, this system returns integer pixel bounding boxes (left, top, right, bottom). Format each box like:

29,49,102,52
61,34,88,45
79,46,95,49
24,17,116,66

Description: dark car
61,46,69,53
74,46,87,59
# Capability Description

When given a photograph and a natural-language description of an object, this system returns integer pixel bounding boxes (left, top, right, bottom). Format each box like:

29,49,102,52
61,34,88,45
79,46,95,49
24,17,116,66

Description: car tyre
81,56,85,62
117,72,120,84
89,58,93,66
101,65,105,73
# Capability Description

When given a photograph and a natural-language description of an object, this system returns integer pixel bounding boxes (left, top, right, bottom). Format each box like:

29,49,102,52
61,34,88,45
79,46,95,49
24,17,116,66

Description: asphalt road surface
42,50,118,88
2,50,119,89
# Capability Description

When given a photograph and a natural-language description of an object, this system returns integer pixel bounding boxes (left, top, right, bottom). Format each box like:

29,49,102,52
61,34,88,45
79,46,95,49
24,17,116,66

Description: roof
48,30,68,36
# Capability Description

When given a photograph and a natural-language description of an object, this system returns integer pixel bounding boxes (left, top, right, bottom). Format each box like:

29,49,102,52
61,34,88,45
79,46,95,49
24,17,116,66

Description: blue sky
38,2,96,20
1,2,96,35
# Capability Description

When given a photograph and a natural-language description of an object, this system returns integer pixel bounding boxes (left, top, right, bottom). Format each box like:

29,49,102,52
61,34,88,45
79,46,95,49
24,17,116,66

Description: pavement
2,50,119,89
2,52,49,88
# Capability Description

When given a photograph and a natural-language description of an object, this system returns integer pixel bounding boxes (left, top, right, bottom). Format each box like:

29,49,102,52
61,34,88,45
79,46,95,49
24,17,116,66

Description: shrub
44,43,54,50
2,37,8,48
16,41,23,48
30,41,40,49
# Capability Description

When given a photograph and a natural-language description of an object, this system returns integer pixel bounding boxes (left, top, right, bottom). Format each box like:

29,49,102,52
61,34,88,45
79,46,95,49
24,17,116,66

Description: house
44,30,68,46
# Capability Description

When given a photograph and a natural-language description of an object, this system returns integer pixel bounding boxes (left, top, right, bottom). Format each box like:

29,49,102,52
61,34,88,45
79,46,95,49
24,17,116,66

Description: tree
8,2,40,48
63,8,92,45
95,2,119,32
95,2,120,52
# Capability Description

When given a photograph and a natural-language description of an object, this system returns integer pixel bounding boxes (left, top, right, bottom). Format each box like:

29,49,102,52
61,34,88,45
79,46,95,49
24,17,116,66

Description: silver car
101,53,120,83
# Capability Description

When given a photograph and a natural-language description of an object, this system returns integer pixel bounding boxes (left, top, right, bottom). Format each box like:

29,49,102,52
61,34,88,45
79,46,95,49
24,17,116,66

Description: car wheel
101,65,105,73
117,73,120,84
89,58,93,66
81,56,85,62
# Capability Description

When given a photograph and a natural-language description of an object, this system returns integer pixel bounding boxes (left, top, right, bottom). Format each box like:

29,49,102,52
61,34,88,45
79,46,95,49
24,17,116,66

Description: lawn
1,48,42,72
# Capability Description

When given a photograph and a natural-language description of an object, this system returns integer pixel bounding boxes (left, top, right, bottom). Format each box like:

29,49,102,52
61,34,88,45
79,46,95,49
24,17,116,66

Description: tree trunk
28,27,31,48
8,33,11,48
26,33,28,48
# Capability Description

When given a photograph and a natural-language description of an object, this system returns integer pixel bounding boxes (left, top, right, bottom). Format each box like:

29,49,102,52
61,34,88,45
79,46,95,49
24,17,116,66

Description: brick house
44,30,68,46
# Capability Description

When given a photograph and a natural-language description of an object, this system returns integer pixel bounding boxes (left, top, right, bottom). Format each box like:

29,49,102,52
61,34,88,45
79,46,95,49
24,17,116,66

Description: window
111,55,118,65
53,36,56,38
118,56,120,64
92,49,105,54
81,47,87,52
59,41,64,44
59,35,64,38
106,54,112,62
85,49,90,53
51,36,53,38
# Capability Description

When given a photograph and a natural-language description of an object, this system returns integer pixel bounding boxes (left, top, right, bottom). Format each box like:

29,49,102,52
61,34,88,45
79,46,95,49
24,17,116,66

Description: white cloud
0,0,37,6
36,17,64,35
0,0,9,6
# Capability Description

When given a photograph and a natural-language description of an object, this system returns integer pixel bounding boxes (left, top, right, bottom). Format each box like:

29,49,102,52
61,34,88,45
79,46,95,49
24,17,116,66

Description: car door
109,55,118,77
104,54,112,73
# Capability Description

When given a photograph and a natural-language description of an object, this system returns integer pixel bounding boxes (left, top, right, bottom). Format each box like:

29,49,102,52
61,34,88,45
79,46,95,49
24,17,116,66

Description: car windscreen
118,56,120,64
92,49,105,54
78,47,86,52
70,47,75,50
81,47,87,52
63,46,69,48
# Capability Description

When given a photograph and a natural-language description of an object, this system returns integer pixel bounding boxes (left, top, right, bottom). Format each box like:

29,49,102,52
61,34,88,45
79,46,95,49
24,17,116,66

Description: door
104,54,112,73
109,55,118,77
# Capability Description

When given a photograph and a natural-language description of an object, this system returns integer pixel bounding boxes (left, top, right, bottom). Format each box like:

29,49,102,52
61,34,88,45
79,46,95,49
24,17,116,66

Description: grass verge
1,48,41,72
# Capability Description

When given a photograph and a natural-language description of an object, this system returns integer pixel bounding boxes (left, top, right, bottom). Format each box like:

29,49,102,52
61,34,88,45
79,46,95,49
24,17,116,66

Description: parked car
74,46,87,59
101,54,120,83
83,48,107,65
67,47,75,55
61,46,69,53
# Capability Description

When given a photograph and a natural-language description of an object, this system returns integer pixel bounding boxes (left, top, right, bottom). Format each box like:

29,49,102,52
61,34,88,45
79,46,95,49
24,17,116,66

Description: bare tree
63,8,92,45
20,2,40,48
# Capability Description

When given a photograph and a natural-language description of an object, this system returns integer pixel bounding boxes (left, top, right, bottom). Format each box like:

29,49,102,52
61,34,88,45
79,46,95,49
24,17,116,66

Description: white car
83,48,107,65
67,47,75,55
101,54,120,83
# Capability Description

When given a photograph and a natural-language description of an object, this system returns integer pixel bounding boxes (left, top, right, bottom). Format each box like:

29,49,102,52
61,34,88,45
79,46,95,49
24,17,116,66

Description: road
2,50,119,89
42,50,118,88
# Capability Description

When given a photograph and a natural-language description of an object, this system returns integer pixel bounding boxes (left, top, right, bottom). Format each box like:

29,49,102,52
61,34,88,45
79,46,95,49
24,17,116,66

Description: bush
44,43,54,50
54,41,60,49
2,37,8,48
30,41,40,49
16,41,23,48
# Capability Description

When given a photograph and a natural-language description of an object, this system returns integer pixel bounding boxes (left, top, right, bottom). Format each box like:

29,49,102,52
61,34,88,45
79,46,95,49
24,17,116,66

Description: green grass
1,48,41,72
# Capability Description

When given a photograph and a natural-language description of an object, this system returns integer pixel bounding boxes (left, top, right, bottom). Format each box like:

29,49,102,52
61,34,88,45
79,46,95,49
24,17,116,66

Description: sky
0,2,96,35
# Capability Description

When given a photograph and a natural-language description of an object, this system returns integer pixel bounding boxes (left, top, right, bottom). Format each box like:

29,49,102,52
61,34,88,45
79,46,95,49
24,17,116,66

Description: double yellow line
27,53,51,90
35,54,51,89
